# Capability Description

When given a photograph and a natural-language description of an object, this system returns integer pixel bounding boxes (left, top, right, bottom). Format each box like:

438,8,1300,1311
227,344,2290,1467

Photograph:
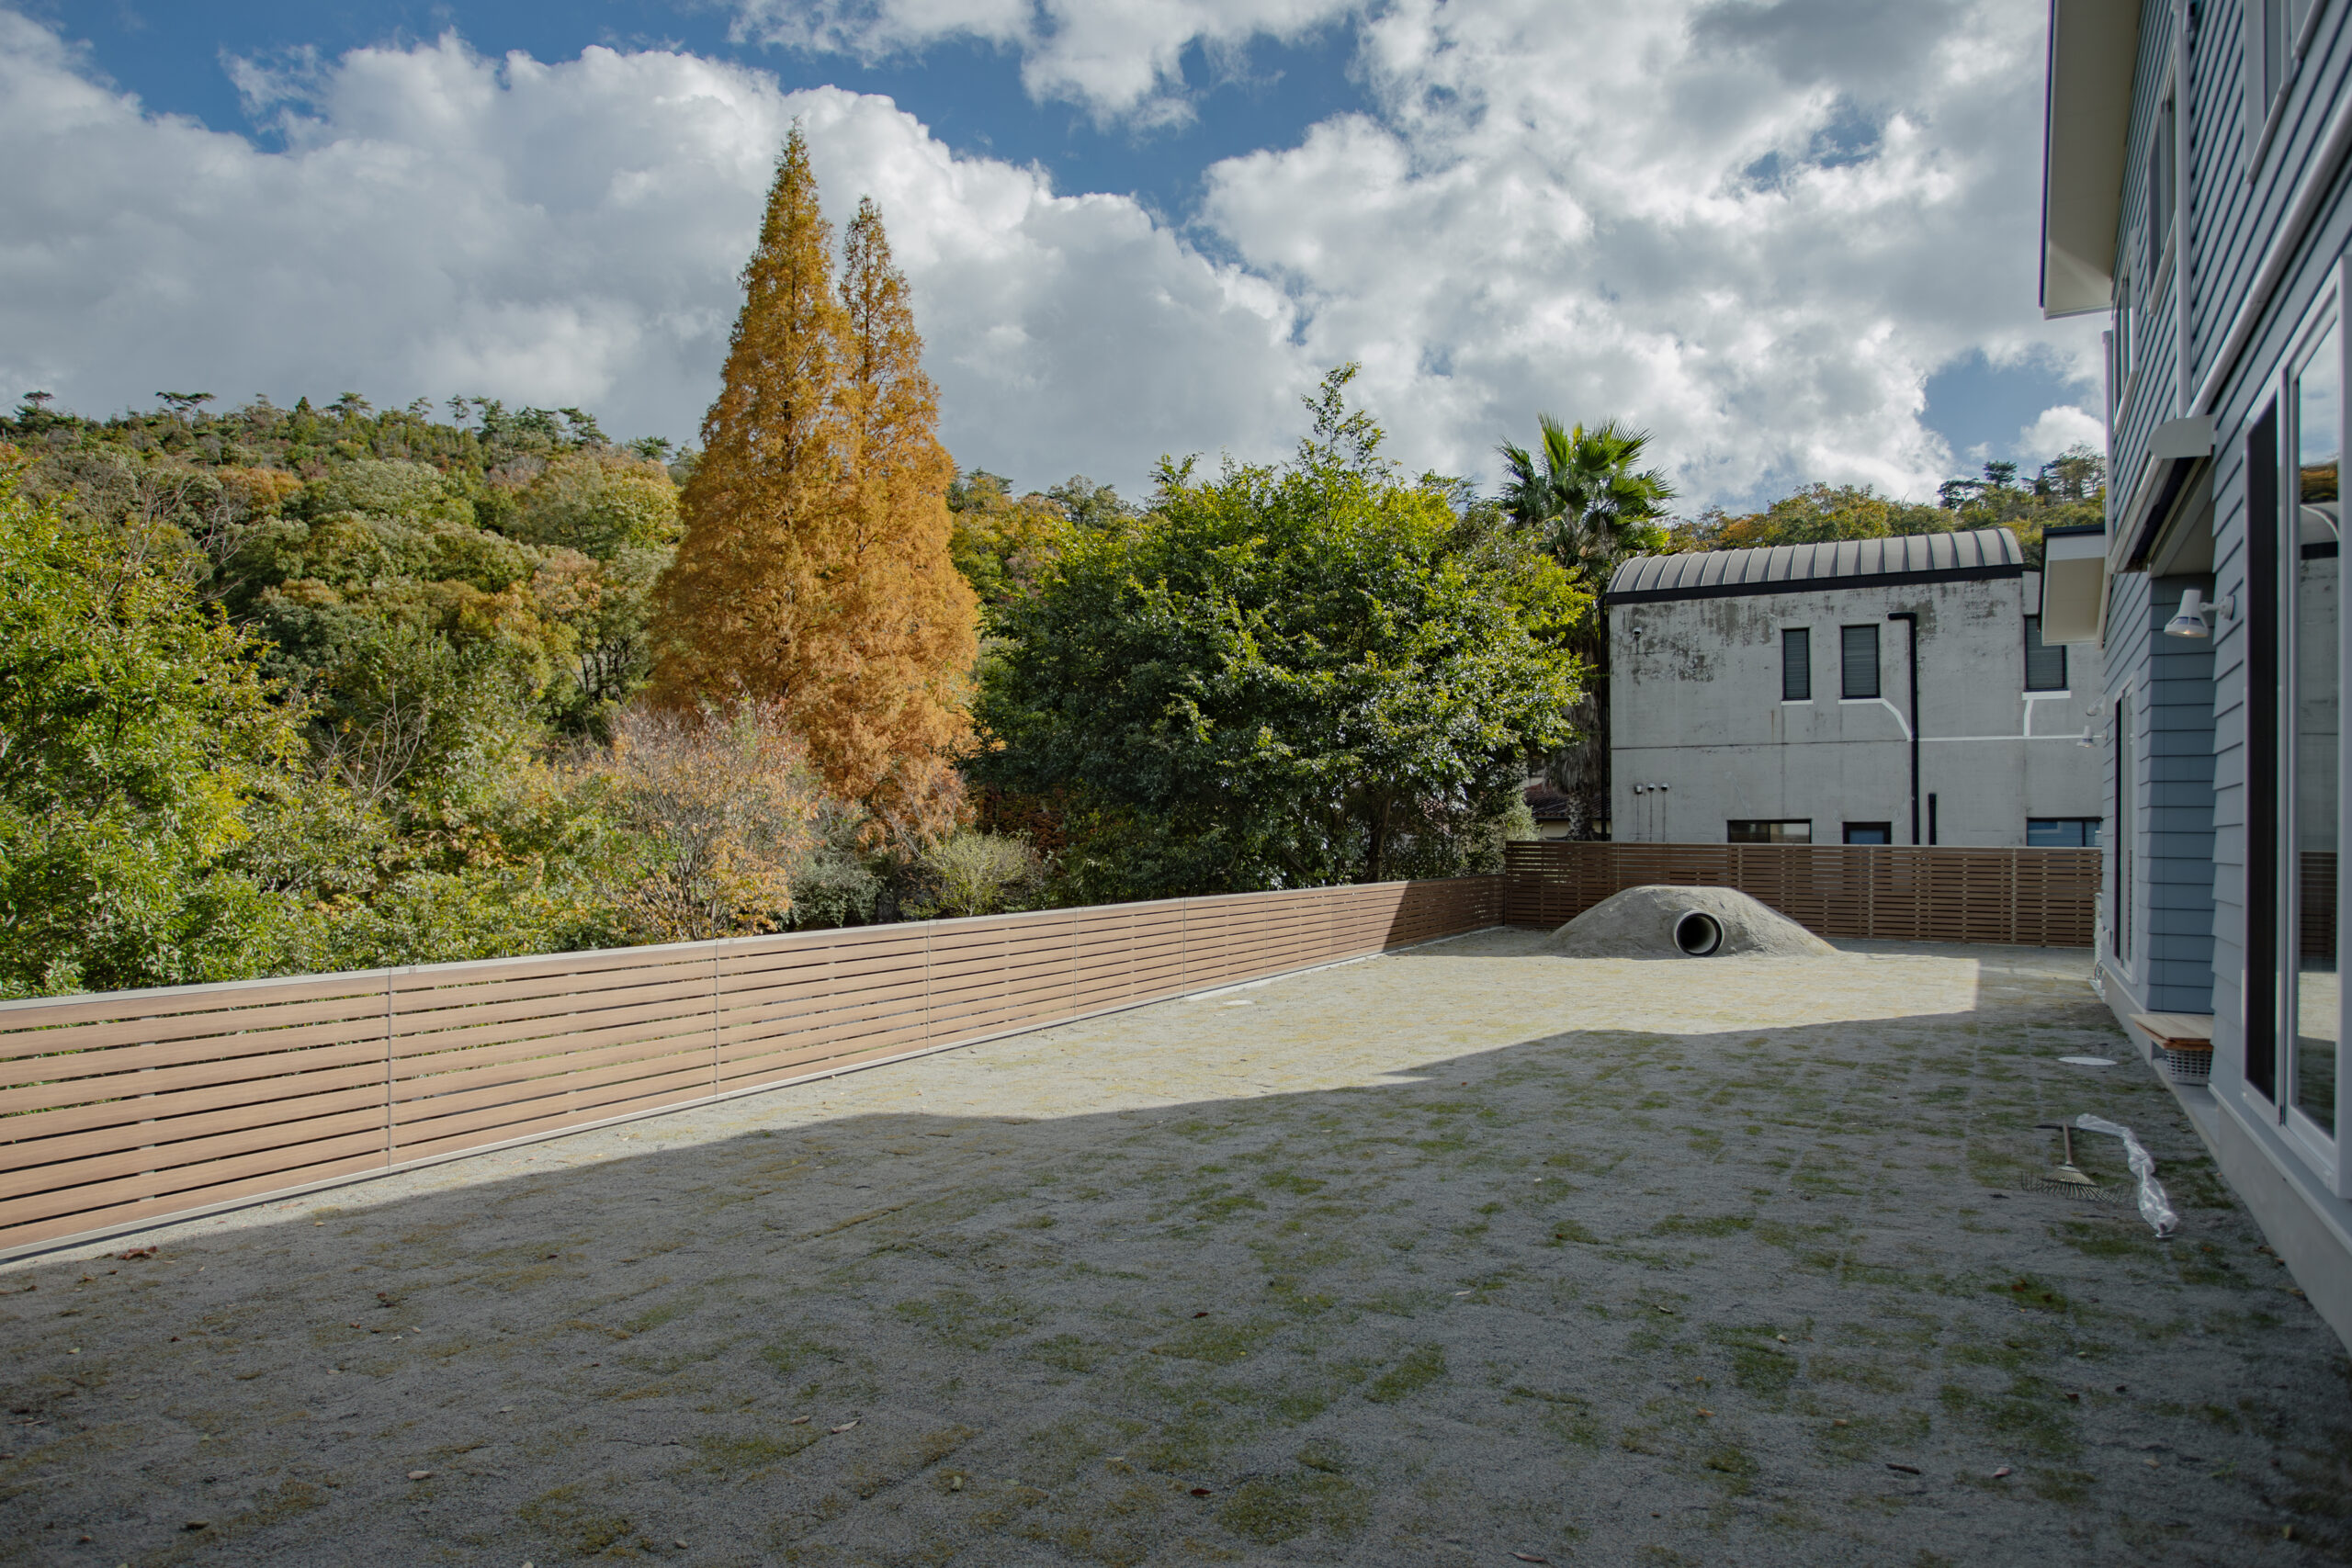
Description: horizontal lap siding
0,877,1504,1252
1501,843,2097,946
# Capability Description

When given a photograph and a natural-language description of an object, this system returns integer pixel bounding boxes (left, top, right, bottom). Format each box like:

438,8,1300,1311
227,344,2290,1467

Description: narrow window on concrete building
1840,625,1880,699
1781,627,1811,701
2023,615,2069,691
1842,822,1893,846
1727,820,1812,844
2027,818,2103,847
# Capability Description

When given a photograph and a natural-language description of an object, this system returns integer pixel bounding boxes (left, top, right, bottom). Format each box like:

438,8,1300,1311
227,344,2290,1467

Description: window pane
2292,318,2340,1136
1728,820,1811,844
1843,823,1892,845
2027,818,2098,848
1781,627,1811,701
2024,615,2069,691
1841,625,1880,699
2267,0,2290,110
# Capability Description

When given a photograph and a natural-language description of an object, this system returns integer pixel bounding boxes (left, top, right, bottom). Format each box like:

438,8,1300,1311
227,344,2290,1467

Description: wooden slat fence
1503,841,2101,947
0,876,1502,1256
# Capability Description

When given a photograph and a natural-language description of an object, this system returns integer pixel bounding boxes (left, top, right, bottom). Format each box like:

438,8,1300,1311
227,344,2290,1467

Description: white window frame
2245,0,2325,176
2275,265,2348,1192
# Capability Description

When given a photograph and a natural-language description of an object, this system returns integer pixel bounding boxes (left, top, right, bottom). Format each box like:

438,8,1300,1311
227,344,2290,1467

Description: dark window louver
1840,625,1880,699
1781,627,1811,701
2024,615,2068,691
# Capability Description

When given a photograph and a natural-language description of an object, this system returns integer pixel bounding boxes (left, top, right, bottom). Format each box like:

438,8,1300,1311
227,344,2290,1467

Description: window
1781,627,1811,701
2146,92,2176,281
2114,695,2132,962
2288,309,2340,1140
2113,268,2135,393
1840,624,1881,699
2247,0,2318,151
2028,818,2103,848
2249,408,2280,1100
1727,820,1812,844
2024,615,2069,691
1842,823,1893,846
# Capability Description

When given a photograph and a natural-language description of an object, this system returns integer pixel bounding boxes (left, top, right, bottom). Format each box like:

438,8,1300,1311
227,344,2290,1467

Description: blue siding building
2042,0,2348,1341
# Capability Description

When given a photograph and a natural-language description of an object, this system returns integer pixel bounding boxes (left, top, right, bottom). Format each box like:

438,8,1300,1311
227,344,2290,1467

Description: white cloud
1193,0,2105,501
0,2,2107,507
2015,403,2107,465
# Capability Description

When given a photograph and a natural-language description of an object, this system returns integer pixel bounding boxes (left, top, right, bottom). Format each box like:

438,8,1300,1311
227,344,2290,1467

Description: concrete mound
1542,885,1837,959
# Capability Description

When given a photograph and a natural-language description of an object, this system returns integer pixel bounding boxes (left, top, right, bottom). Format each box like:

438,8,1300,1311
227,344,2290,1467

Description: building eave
2041,0,2142,320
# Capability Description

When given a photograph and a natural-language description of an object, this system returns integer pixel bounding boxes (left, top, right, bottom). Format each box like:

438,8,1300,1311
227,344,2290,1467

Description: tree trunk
1547,628,1611,839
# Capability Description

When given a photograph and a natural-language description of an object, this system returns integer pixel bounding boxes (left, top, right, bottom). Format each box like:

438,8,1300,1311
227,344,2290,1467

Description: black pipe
1888,611,1920,845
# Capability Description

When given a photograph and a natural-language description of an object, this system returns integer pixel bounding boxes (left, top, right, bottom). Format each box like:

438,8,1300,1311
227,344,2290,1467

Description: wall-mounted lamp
2163,587,2235,638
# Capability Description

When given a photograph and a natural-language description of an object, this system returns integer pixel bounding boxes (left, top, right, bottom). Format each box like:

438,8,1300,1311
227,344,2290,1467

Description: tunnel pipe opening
1672,910,1724,957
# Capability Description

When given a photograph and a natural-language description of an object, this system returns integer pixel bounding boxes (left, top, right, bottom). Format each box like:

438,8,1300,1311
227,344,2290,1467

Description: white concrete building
1605,528,2106,846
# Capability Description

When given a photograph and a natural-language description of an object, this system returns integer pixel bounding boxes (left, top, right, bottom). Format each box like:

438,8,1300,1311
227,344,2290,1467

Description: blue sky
57,0,1367,220
5,1,2106,507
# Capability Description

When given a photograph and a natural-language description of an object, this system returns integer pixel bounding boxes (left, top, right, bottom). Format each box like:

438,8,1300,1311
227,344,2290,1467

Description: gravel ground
3,930,2347,1567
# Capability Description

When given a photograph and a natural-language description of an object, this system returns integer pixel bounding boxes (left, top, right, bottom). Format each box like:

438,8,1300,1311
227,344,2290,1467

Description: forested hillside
0,362,2105,998
1666,448,2106,566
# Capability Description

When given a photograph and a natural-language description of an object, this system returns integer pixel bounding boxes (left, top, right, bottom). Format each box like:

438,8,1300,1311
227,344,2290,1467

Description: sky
4,0,2105,510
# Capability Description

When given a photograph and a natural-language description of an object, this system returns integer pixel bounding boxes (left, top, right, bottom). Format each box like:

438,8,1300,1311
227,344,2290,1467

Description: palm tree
1496,417,1676,840
1498,416,1675,572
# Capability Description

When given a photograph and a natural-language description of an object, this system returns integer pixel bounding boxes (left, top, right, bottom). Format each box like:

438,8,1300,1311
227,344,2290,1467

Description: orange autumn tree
650,130,978,841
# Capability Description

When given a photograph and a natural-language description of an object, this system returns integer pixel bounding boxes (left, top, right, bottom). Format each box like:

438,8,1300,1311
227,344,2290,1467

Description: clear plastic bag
2074,1113,2179,1237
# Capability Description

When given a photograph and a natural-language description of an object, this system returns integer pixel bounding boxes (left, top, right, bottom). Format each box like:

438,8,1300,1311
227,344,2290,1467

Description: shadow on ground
3,933,2348,1566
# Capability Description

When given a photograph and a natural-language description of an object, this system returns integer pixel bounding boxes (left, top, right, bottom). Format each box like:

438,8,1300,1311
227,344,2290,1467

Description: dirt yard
3,930,2346,1566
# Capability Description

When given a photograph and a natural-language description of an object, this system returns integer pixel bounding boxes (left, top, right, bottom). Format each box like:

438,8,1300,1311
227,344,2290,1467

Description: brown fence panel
0,975,394,1250
1500,842,2098,947
388,948,719,1166
1,874,1502,1254
715,926,932,1090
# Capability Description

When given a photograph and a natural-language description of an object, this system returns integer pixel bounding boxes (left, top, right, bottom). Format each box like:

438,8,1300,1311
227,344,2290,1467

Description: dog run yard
3,929,2347,1566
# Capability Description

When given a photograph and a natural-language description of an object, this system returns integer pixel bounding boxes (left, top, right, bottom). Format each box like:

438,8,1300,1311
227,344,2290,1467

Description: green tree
511,449,681,558
1495,416,1676,839
0,468,299,994
1669,482,1951,552
1668,448,2106,567
974,367,1587,898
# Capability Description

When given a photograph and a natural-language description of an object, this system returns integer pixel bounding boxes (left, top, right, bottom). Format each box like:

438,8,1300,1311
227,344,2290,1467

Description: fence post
383,971,395,1169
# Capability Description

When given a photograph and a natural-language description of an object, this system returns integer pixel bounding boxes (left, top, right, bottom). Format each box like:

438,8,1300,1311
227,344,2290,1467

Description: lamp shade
2164,587,2211,638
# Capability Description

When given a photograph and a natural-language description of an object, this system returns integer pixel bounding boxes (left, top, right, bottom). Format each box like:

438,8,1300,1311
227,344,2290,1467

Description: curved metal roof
1605,527,2026,603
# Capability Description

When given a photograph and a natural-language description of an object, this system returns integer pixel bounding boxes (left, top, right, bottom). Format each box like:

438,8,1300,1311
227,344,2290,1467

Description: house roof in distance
1605,527,2026,605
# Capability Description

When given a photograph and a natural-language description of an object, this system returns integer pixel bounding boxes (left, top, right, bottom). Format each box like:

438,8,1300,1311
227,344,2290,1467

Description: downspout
1888,611,1921,844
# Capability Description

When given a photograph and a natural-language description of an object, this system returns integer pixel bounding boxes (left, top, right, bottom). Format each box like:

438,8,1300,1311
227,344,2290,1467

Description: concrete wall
1608,571,2105,845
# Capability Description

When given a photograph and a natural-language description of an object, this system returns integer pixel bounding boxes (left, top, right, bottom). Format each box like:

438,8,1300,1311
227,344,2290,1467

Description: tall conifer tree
650,131,977,838
828,197,978,835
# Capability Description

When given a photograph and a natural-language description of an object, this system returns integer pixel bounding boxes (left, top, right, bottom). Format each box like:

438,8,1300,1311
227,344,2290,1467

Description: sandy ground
3,931,2347,1567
